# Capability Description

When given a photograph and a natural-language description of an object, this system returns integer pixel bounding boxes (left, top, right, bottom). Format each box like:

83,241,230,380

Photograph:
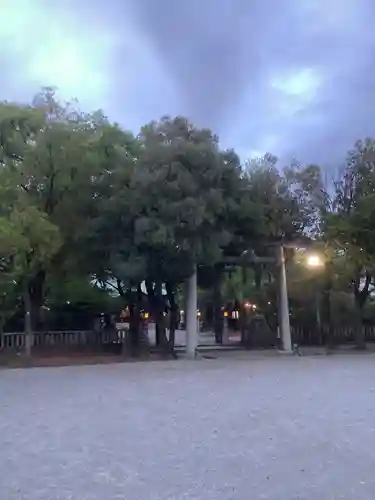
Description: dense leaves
2,88,375,354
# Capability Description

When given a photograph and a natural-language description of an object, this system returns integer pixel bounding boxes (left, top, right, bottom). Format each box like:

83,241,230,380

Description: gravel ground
1,354,375,499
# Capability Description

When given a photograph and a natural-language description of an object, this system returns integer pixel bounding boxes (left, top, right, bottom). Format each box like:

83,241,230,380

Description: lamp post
305,253,325,345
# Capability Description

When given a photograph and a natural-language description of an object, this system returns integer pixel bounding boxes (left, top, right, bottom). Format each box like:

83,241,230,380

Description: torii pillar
277,245,292,352
186,264,198,358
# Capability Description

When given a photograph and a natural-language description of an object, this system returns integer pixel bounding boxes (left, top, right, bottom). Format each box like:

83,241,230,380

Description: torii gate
185,244,294,358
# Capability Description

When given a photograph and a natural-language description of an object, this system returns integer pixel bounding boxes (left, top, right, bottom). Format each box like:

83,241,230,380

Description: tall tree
93,116,255,352
0,88,122,329
0,186,61,356
325,139,375,348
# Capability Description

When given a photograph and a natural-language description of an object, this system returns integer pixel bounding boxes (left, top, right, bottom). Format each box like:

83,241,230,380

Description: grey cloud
0,55,36,103
126,0,375,163
3,0,375,165
280,15,375,165
127,0,299,128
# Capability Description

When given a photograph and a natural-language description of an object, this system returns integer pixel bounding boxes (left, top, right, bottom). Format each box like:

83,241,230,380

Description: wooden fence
2,325,375,354
0,329,132,353
291,325,375,345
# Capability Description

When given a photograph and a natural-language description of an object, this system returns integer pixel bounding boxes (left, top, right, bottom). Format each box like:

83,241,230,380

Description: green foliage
244,155,324,248
0,102,44,163
0,197,61,282
323,139,375,316
46,274,121,313
93,116,260,294
4,86,375,346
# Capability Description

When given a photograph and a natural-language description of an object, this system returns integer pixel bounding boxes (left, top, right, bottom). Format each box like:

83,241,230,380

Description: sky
1,0,375,165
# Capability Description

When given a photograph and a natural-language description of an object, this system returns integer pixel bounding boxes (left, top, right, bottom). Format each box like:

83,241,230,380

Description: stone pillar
186,264,198,358
277,245,292,352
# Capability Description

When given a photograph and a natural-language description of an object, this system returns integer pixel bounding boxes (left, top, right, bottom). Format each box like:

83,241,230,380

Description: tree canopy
2,88,375,353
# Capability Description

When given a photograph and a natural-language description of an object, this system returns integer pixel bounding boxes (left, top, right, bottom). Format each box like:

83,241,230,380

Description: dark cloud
127,0,293,127
2,0,375,164
127,0,375,163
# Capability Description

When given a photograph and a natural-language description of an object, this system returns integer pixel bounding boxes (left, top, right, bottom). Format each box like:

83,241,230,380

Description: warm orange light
307,254,323,267
223,311,228,317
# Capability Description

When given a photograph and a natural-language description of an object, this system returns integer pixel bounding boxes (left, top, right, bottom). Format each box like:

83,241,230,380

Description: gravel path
1,354,375,499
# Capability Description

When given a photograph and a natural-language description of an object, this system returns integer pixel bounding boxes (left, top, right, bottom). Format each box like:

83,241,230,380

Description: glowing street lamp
307,254,323,268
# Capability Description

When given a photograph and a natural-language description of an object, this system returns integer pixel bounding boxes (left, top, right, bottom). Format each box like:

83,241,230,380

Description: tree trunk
354,298,366,350
323,290,335,350
146,280,168,350
123,286,144,357
155,322,161,347
213,267,223,344
353,272,370,350
168,320,176,352
128,304,140,357
354,322,366,350
323,260,335,351
315,294,323,345
29,270,46,331
166,282,178,358
23,285,33,358
156,309,168,351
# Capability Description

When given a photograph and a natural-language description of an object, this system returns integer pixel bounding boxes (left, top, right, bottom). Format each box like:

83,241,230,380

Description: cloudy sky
1,0,375,165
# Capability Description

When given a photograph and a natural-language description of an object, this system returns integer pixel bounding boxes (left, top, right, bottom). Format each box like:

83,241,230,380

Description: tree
0,88,122,329
324,139,375,348
8,86,375,357
0,191,61,356
91,117,256,353
244,155,307,245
